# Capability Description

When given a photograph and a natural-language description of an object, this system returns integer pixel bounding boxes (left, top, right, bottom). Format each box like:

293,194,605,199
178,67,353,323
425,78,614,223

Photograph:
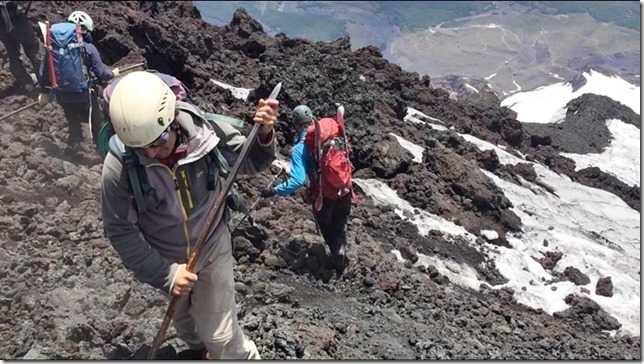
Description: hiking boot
67,134,83,147
176,347,210,360
331,245,348,276
14,83,34,93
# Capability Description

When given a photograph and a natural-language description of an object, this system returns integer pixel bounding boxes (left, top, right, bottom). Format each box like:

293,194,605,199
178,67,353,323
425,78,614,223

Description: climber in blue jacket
260,105,352,275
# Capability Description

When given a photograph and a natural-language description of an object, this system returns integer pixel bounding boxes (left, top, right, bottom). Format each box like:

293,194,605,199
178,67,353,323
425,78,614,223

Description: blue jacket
274,130,312,196
38,33,114,103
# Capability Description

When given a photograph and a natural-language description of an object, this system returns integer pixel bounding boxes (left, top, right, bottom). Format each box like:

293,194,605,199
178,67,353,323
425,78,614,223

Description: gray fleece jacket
101,107,276,294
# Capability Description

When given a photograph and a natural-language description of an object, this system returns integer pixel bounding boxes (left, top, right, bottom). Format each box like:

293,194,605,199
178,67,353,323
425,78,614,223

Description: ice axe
231,166,285,232
0,101,39,122
146,81,282,360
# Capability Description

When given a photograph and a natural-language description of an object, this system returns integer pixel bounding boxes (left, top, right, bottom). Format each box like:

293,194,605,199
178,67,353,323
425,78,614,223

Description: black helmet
292,105,313,124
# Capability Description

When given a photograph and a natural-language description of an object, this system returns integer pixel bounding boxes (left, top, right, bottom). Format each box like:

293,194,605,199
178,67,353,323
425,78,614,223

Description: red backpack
303,116,358,210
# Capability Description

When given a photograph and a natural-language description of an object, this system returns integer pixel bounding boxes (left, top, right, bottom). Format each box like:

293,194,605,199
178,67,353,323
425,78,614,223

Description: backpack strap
175,102,256,221
0,2,13,33
176,101,243,189
108,135,150,214
206,147,229,190
203,112,244,129
176,101,245,129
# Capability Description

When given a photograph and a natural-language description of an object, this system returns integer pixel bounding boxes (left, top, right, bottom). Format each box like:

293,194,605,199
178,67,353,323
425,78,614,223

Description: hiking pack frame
335,104,359,206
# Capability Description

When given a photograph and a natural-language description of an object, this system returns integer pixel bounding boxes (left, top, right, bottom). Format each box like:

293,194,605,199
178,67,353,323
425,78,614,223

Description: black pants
313,193,352,255
0,9,41,86
59,89,104,145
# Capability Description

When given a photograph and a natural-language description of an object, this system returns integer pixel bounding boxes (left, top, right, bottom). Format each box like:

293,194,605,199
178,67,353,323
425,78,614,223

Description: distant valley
194,1,640,98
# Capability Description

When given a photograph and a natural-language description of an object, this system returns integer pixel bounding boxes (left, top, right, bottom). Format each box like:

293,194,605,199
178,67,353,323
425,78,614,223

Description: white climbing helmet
109,71,177,148
68,11,94,32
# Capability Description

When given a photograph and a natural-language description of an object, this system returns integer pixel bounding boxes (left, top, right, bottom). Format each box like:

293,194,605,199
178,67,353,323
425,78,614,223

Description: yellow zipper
147,163,192,258
181,169,194,209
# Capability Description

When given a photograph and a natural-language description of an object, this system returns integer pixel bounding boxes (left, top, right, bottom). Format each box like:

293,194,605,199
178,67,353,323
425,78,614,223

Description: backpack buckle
122,151,137,169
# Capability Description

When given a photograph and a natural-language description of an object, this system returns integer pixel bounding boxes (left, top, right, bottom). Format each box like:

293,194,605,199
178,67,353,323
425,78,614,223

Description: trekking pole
0,101,38,122
231,167,284,232
146,82,282,360
118,62,146,75
1,2,13,33
24,1,33,17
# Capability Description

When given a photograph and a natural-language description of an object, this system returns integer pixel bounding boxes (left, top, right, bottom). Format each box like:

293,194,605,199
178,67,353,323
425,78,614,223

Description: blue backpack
49,22,89,93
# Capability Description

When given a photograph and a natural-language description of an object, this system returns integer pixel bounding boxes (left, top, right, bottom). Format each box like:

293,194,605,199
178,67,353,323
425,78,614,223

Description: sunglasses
139,127,171,149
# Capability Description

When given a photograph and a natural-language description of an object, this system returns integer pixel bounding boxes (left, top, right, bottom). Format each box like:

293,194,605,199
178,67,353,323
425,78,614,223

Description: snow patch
210,79,251,101
405,107,448,130
465,83,479,93
501,70,640,124
353,178,476,239
561,119,640,187
389,133,424,163
480,230,499,241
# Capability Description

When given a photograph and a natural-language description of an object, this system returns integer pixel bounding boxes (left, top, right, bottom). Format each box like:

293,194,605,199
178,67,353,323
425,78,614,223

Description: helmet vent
158,92,169,113
157,117,164,126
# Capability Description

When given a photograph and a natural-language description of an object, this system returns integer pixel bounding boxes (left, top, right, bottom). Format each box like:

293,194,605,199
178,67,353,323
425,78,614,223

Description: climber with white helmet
67,10,94,32
101,71,279,359
36,10,119,148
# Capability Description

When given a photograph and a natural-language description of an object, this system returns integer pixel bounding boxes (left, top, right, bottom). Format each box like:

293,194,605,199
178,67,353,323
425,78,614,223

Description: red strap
45,21,57,88
351,188,360,206
75,23,83,43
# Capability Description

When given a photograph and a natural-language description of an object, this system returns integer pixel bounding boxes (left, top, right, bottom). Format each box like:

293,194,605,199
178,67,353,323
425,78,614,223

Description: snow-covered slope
355,105,640,337
500,70,640,124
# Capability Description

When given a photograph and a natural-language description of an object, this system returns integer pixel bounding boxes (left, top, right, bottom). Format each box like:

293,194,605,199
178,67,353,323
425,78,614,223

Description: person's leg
313,198,337,251
0,30,31,88
329,193,352,273
12,13,41,72
171,294,205,351
190,231,260,359
60,102,85,146
330,193,352,254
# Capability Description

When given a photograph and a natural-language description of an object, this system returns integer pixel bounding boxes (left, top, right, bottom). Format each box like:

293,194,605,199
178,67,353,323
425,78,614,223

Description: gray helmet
292,105,313,125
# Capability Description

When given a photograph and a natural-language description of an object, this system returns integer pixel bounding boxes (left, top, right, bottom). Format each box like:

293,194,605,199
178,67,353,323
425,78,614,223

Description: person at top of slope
37,10,118,148
0,1,42,93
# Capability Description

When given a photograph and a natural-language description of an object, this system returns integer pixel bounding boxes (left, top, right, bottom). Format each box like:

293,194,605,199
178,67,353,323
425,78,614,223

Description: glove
112,68,120,77
260,187,276,198
38,93,48,106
